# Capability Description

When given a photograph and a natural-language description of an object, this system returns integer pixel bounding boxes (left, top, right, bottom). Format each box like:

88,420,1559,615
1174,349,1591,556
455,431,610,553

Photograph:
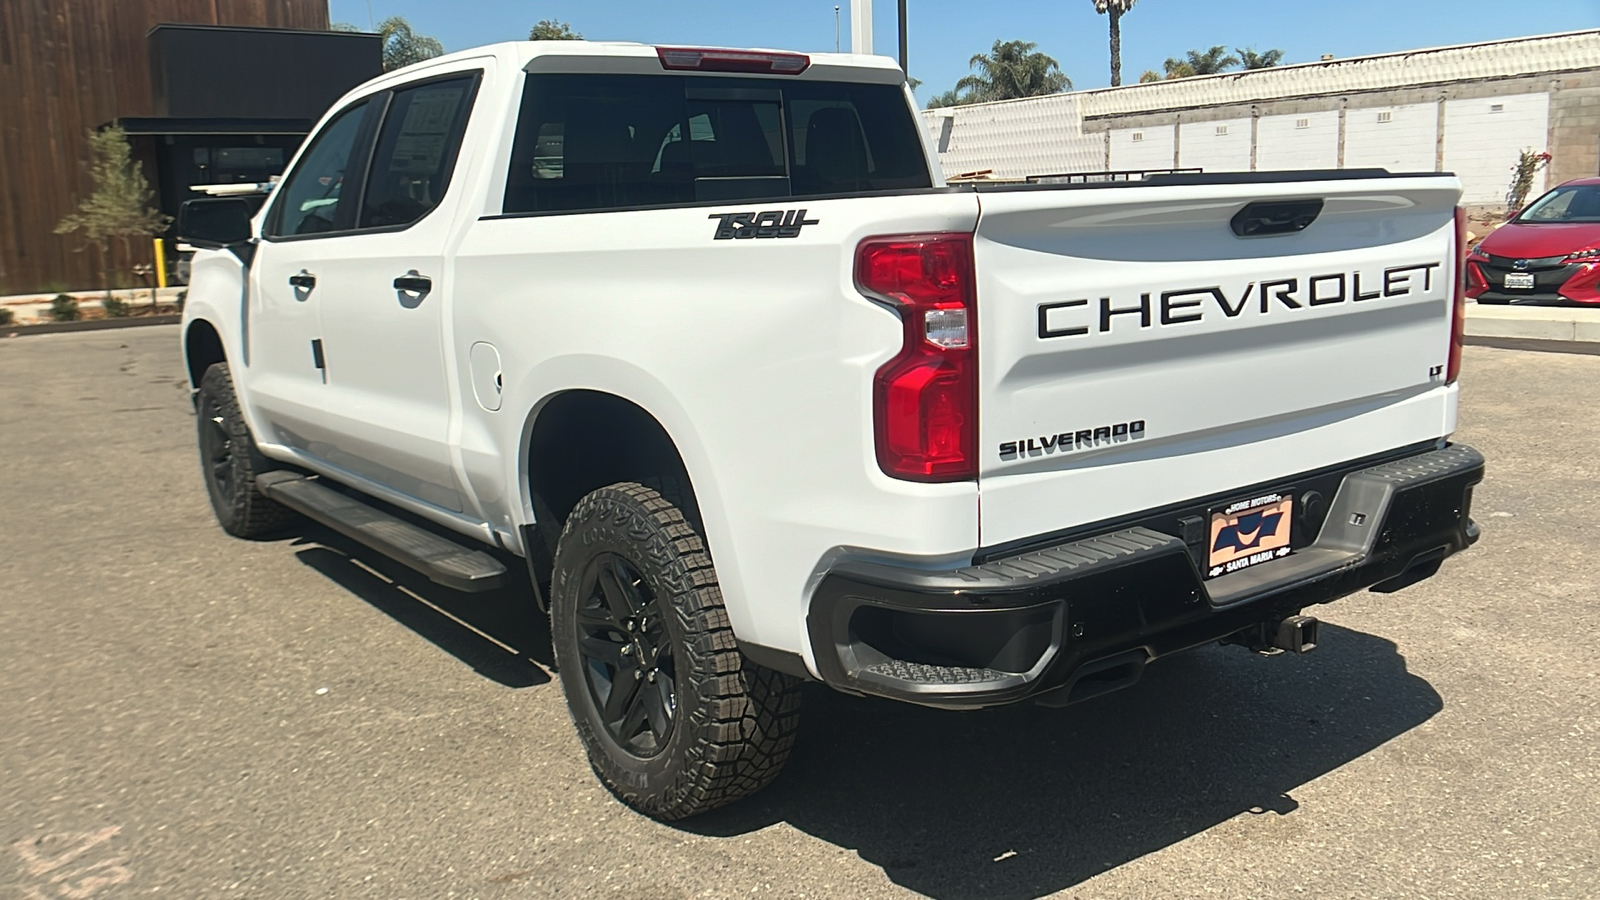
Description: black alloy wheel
550,481,803,820
195,362,295,538
198,390,237,506
575,553,677,757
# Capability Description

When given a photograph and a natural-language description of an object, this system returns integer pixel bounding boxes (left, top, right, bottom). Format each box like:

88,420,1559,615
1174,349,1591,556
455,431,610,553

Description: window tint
361,76,478,229
266,101,370,237
504,74,930,215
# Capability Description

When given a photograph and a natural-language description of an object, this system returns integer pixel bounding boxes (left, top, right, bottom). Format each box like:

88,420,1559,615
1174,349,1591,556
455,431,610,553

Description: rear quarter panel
451,191,982,659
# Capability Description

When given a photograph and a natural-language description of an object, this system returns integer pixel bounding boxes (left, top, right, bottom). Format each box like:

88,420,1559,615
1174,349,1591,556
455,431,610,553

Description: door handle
393,274,432,293
289,271,317,290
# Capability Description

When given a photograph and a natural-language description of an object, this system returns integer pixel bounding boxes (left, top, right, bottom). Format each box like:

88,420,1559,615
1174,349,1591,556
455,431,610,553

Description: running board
257,471,507,593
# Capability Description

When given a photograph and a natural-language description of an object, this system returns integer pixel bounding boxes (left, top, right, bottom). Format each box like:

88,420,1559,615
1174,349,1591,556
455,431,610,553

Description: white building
922,29,1600,214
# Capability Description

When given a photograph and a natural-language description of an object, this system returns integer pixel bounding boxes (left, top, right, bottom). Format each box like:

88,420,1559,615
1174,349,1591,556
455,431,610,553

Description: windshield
1514,184,1600,224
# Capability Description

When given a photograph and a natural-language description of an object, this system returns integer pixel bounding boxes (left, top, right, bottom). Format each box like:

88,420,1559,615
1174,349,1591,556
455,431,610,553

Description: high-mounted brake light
656,47,811,75
1449,207,1467,385
857,234,978,482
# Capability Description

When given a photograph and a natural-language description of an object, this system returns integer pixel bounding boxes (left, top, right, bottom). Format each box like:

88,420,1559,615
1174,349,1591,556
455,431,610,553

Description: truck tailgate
973,175,1462,549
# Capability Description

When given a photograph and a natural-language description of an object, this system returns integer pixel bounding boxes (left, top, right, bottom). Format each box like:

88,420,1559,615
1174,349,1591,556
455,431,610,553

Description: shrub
102,295,129,317
50,294,81,322
0,307,13,327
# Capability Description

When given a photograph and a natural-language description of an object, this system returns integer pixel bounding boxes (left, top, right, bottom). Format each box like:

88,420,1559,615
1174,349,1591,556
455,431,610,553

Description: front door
247,98,376,452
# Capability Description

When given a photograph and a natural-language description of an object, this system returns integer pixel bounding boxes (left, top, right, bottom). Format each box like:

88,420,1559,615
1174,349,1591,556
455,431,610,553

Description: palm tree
1160,46,1238,79
1183,45,1240,75
955,40,1071,104
1092,1,1138,87
926,88,968,109
376,16,444,71
1236,47,1285,69
1160,59,1195,79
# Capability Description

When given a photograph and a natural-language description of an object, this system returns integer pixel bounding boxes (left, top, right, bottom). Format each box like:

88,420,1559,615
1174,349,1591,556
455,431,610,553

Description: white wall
1109,125,1176,171
1344,102,1439,173
1256,111,1340,170
1442,92,1552,206
1178,118,1253,172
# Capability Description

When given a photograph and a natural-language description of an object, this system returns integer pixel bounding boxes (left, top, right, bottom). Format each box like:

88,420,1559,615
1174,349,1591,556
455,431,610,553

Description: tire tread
553,481,801,820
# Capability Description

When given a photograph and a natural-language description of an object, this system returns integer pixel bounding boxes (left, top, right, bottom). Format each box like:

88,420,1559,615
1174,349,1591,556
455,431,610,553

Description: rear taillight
1449,207,1467,385
656,47,810,75
857,234,978,482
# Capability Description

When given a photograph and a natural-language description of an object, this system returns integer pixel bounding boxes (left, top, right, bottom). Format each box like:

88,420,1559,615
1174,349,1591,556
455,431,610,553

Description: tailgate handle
1231,199,1324,237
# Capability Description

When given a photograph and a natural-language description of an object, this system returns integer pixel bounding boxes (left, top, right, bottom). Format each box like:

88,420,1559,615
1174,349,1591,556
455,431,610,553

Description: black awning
114,117,313,136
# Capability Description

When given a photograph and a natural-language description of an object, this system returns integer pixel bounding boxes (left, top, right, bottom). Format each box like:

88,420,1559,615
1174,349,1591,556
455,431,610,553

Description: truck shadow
290,525,553,689
682,624,1440,900
281,526,1438,898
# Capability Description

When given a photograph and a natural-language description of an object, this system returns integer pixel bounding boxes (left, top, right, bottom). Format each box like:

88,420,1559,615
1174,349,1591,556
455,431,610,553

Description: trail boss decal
709,210,820,240
1000,420,1145,459
1037,261,1443,338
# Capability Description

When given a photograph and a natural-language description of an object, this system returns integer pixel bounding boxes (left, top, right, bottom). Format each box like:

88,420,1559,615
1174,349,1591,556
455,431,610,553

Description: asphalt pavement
1,326,1596,899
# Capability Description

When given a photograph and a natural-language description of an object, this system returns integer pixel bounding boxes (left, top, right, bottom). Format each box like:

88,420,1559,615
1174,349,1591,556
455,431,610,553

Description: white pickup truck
178,40,1484,820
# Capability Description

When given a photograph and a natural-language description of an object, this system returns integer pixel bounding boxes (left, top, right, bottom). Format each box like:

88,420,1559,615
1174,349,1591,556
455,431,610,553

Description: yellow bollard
153,238,168,290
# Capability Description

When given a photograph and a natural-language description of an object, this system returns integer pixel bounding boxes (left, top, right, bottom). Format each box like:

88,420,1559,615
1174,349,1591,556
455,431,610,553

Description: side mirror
178,197,254,249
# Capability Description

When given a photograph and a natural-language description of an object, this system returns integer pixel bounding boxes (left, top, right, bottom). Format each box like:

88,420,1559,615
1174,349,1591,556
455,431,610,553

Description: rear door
972,176,1462,549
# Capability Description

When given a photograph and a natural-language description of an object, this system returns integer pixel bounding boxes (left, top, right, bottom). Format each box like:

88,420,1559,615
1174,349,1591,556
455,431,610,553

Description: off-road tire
550,481,802,820
196,362,296,538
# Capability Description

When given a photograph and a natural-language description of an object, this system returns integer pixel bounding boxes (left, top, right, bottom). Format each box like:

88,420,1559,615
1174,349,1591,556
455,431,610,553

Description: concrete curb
1465,303,1600,343
1466,335,1600,355
3,314,181,337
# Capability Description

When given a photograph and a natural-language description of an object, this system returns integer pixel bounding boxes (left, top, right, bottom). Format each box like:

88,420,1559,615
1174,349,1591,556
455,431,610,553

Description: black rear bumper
807,444,1484,709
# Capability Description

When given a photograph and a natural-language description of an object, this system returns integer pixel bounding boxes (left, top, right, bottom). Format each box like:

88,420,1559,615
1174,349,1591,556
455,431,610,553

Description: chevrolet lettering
1038,262,1443,338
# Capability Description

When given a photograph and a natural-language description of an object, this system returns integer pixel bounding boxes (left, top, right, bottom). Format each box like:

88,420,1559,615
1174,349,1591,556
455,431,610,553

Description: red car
1467,177,1600,305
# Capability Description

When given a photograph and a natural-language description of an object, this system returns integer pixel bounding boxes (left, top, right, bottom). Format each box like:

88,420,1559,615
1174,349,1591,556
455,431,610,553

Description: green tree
1160,59,1195,79
1161,45,1239,78
1236,47,1285,69
376,16,444,71
1092,1,1138,87
926,88,969,109
54,126,171,293
955,40,1071,104
529,19,582,40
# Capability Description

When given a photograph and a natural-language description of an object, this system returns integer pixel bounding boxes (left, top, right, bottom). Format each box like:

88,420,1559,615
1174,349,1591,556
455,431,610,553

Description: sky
327,0,1600,101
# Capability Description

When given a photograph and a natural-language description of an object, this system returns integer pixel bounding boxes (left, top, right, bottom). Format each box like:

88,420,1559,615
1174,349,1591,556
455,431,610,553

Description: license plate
1206,493,1294,579
1504,272,1535,290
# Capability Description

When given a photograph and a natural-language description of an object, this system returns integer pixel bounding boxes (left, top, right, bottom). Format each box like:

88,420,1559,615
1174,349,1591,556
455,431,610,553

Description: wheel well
524,392,701,600
184,320,226,389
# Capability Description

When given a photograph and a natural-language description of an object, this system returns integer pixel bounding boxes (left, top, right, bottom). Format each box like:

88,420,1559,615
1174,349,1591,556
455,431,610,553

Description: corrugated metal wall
0,0,330,295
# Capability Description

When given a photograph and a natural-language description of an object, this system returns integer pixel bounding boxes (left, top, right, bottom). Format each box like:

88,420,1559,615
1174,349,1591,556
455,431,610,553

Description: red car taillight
857,234,978,482
1449,207,1467,385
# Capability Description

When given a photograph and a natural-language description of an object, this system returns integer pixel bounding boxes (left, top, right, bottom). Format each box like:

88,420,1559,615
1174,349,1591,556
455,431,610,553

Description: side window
360,76,477,229
503,74,931,216
265,101,370,238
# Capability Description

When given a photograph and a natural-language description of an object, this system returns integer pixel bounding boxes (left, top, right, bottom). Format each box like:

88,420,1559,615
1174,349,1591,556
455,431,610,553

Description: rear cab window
503,74,931,214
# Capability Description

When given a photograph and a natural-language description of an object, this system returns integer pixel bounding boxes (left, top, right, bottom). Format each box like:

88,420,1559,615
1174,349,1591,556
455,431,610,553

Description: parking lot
1,325,1596,899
